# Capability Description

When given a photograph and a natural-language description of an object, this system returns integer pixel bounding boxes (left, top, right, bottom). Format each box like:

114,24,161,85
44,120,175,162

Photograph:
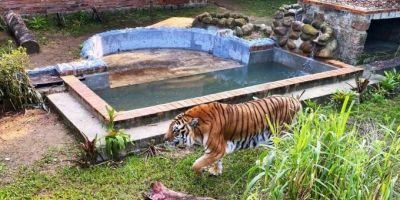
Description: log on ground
4,11,40,54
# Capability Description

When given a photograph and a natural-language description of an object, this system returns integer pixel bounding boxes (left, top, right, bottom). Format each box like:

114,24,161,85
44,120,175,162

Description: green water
94,62,314,111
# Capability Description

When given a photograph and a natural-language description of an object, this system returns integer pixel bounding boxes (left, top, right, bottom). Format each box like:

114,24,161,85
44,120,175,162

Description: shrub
26,16,49,30
0,47,43,112
331,89,357,106
382,69,400,93
104,106,130,159
303,99,318,111
244,98,400,199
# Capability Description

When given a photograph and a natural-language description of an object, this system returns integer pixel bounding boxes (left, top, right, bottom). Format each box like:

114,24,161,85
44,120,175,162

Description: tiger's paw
207,165,222,176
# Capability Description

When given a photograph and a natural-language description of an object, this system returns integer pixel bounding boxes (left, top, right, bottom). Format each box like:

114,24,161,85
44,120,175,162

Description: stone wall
302,4,369,64
0,0,207,15
302,2,400,64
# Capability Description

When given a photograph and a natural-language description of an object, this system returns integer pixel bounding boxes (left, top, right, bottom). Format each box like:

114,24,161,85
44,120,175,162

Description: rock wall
0,0,207,15
302,4,369,64
272,3,338,59
192,12,272,38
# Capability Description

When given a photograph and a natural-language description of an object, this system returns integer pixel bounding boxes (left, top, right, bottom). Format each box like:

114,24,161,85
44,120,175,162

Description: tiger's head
165,113,199,147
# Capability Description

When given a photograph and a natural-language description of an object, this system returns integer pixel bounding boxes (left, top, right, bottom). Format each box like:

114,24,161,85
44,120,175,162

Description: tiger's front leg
207,159,223,176
192,153,224,175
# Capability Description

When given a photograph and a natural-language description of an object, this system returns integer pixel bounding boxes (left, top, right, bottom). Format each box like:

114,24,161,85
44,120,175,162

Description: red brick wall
0,0,207,15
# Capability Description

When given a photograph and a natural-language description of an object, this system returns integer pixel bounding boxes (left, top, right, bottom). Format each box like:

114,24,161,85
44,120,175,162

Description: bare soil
0,109,78,183
28,32,88,68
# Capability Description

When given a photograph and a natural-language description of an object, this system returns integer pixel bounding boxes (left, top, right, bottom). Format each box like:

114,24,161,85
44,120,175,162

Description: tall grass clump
0,47,43,112
244,97,400,199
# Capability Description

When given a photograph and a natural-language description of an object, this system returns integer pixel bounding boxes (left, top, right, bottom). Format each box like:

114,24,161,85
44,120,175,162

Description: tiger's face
165,113,199,147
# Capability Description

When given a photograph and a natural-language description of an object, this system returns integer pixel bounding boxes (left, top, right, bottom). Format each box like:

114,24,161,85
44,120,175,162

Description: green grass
246,98,400,199
229,0,297,17
1,95,400,199
353,95,400,124
0,148,261,199
26,5,219,37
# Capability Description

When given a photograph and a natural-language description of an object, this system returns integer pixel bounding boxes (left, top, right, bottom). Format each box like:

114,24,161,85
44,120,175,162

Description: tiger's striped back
182,95,302,153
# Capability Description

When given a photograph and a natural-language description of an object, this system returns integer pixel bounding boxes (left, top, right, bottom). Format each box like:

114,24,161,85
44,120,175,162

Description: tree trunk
4,11,40,54
143,182,216,200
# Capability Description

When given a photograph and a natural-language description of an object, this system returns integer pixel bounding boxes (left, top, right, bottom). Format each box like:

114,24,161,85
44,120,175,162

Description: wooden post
4,10,40,54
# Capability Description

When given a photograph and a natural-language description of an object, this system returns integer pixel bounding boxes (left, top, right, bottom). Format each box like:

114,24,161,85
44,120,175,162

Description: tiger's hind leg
208,159,223,176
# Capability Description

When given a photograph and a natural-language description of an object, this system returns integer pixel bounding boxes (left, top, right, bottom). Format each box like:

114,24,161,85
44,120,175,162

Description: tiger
164,95,302,176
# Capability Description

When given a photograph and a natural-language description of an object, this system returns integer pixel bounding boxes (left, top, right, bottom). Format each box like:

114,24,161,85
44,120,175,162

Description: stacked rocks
192,12,272,38
272,4,337,58
272,4,304,51
301,12,337,58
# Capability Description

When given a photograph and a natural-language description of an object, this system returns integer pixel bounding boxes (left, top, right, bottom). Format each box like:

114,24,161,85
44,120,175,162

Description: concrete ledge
28,59,107,77
80,27,275,64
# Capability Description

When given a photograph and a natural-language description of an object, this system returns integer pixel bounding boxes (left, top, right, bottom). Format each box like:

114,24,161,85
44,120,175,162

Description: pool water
93,62,312,111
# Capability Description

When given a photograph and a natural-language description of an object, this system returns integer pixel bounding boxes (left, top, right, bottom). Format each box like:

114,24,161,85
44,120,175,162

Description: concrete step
47,92,171,150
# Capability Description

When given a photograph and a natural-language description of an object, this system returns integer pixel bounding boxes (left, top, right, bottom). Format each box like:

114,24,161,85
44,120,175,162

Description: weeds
331,89,357,107
244,97,400,199
303,99,319,111
26,16,49,30
0,47,43,113
140,139,169,161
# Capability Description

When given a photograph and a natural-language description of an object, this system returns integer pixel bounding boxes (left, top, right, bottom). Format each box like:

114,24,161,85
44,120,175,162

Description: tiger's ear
189,118,199,128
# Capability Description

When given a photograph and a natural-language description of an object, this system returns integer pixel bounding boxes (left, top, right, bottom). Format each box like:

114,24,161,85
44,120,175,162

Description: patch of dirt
212,0,274,25
0,109,78,183
28,32,88,68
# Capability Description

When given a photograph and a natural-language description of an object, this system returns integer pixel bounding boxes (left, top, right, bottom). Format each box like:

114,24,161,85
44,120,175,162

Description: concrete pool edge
61,55,363,129
80,27,275,64
27,27,274,78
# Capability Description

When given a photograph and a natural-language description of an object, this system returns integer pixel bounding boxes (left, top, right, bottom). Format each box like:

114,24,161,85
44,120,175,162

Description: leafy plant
380,75,398,96
0,40,16,55
79,134,103,165
371,92,386,103
383,69,400,92
26,16,48,30
0,47,43,113
243,97,400,199
303,99,318,111
104,106,130,159
66,11,92,28
331,89,357,106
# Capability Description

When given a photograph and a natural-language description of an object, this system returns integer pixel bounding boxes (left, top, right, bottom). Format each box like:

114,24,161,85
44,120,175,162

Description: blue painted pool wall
28,27,275,77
